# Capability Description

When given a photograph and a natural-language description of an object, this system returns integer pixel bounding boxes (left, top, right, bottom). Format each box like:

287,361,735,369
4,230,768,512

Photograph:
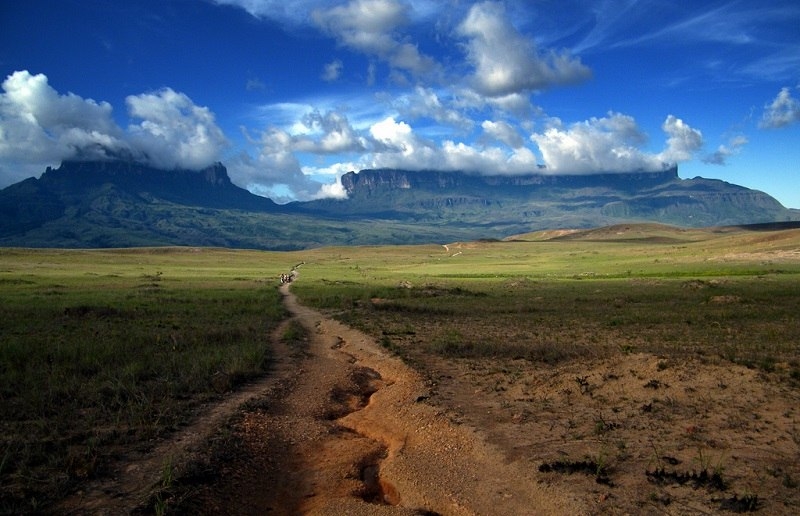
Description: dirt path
184,279,585,515
59,276,585,514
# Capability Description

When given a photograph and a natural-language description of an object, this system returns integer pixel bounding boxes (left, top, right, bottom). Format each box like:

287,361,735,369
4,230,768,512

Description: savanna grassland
289,224,800,513
0,248,300,513
2,223,800,514
293,224,800,369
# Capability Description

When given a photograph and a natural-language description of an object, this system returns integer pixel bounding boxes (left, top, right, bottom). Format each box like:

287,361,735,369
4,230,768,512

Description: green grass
0,248,300,513
296,275,800,365
2,225,799,512
292,228,800,367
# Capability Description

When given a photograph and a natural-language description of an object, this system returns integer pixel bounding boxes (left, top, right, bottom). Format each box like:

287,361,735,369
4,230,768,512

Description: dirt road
57,276,578,514
182,280,584,515
56,270,800,515
170,278,585,515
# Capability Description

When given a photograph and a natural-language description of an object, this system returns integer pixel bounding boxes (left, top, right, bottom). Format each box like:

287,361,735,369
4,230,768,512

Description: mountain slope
0,160,797,249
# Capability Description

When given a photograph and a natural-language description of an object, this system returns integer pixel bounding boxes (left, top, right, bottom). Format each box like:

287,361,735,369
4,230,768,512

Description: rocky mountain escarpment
1,159,797,249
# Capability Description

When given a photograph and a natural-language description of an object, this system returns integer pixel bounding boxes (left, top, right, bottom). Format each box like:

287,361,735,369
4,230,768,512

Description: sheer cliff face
325,165,791,230
32,159,277,212
43,160,232,188
340,167,681,196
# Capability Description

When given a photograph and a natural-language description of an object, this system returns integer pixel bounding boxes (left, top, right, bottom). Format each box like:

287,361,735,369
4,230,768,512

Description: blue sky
1,0,799,207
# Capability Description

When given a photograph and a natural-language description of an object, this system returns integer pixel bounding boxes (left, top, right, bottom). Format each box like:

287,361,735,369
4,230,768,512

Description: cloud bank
0,71,227,178
213,0,702,200
234,107,703,201
530,113,702,174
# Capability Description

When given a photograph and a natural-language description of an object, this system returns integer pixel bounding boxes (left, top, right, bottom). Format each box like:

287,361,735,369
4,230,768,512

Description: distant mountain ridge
0,160,280,247
39,160,277,211
339,167,679,193
296,167,792,228
0,159,797,249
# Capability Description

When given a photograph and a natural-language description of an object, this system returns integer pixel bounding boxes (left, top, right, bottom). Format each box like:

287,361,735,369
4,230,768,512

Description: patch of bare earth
419,352,800,514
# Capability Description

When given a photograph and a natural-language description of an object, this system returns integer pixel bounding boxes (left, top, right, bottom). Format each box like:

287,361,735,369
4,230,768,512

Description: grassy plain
1,223,799,513
292,225,800,369
0,248,299,513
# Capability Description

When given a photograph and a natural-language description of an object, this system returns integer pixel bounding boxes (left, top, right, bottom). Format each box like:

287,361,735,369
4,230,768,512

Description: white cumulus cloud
0,70,128,166
312,0,438,77
365,116,537,174
293,110,367,154
658,115,704,164
0,70,228,186
531,112,655,173
369,116,422,154
395,87,474,130
481,120,524,148
313,178,349,199
531,112,702,174
458,1,591,97
760,86,800,128
126,88,228,170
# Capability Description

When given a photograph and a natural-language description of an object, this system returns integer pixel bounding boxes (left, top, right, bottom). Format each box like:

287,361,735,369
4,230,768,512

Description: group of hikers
279,261,305,285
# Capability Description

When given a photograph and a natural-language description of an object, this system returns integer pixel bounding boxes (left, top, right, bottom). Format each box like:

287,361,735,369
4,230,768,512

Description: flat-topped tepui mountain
294,166,794,227
0,159,797,249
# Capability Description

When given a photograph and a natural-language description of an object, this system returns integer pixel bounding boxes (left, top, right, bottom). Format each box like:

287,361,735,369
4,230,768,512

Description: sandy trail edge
280,279,586,515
